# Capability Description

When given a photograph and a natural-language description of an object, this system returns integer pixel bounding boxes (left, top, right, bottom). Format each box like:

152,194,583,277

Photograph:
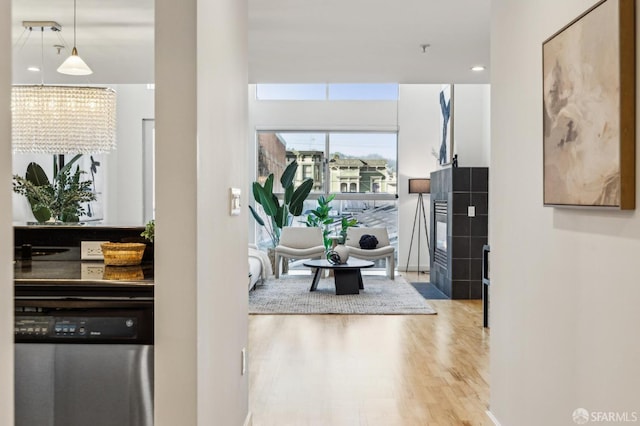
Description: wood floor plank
249,272,490,425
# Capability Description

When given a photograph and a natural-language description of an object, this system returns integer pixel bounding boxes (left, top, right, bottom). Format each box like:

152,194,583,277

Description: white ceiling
12,0,154,84
249,0,491,84
12,0,490,85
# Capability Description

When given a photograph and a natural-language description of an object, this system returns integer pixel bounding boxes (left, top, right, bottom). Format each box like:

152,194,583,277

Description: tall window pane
328,133,397,195
257,132,325,192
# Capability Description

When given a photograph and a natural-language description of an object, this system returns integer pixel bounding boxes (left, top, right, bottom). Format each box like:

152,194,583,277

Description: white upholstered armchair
345,227,395,279
274,227,326,278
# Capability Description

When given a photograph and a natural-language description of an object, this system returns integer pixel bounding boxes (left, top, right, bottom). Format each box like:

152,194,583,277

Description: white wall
490,1,640,425
0,0,14,422
455,84,491,167
105,84,154,225
11,84,153,225
398,85,441,271
249,84,490,271
156,0,248,425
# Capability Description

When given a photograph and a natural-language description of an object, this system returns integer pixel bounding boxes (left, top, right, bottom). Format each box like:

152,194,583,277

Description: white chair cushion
279,227,324,249
276,245,325,257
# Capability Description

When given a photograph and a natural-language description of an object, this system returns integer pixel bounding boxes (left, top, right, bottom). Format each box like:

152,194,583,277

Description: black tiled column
430,167,488,299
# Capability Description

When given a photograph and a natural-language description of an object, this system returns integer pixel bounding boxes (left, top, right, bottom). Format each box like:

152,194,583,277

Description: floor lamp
406,178,431,275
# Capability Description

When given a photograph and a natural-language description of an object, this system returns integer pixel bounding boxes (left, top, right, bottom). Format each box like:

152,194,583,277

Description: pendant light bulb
57,0,93,76
58,47,93,75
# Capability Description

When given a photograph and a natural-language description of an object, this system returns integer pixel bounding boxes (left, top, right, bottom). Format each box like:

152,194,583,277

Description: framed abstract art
542,0,635,209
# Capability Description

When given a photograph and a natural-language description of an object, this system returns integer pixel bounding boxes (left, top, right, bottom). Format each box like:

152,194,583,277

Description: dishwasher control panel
15,316,138,341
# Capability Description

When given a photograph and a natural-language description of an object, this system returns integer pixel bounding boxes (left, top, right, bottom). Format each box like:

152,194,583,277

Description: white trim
254,125,399,132
486,410,502,426
243,411,253,426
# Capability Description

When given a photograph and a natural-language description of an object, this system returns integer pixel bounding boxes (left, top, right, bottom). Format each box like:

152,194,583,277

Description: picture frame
437,84,454,166
542,0,635,209
79,154,104,222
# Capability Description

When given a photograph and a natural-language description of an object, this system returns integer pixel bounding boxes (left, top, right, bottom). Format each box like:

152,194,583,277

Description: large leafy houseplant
13,154,96,223
305,194,336,251
249,160,314,247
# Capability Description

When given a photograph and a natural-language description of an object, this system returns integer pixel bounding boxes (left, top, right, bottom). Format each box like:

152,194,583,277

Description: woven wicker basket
101,242,146,266
103,265,144,280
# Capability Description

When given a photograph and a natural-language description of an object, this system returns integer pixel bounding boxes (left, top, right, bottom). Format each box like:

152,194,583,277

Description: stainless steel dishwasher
15,262,154,426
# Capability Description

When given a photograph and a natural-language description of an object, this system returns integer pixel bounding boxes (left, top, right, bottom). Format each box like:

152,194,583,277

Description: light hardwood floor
248,272,491,426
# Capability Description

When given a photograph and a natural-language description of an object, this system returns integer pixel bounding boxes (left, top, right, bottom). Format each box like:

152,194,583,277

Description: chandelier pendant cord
13,27,31,53
73,0,77,48
40,27,45,85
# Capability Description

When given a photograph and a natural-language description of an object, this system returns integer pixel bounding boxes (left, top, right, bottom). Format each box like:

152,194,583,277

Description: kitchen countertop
15,260,154,299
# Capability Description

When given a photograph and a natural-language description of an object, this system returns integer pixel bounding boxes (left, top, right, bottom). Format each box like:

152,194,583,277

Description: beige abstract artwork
543,0,630,207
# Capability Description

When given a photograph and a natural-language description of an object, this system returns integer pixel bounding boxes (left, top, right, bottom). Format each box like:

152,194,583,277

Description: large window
255,131,399,262
257,131,397,197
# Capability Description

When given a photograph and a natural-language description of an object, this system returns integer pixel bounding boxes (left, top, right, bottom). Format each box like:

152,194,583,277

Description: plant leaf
248,205,265,226
57,154,83,179
280,161,298,189
289,179,314,216
284,184,293,205
31,206,51,223
25,163,50,186
257,185,278,217
264,174,274,195
252,182,263,206
274,205,288,228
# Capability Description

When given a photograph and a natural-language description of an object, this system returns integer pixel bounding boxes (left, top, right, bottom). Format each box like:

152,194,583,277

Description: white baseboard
243,411,253,426
486,410,502,426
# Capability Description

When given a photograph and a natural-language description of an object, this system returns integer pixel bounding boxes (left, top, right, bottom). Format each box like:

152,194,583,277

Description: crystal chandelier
12,22,117,154
12,85,117,154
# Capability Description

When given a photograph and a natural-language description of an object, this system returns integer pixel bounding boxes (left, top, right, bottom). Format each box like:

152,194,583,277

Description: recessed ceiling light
27,66,40,72
471,65,486,72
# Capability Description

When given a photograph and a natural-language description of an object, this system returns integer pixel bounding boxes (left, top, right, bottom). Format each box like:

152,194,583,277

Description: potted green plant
141,219,155,243
13,155,96,223
338,216,358,244
305,194,336,252
249,160,314,248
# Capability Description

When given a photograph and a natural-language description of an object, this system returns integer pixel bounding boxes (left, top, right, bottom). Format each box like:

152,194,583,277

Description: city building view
255,132,399,261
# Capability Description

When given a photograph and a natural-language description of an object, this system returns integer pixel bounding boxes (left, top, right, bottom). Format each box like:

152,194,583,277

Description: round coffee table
302,259,375,295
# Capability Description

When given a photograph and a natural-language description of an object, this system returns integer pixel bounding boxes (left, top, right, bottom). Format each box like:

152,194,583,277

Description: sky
256,83,399,101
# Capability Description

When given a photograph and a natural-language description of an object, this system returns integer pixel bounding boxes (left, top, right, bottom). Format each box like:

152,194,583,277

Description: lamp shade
408,178,431,194
12,85,117,154
57,47,93,76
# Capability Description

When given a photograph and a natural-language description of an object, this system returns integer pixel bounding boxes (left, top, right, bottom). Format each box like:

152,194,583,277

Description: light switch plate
230,188,241,216
241,348,247,375
468,206,476,217
81,241,108,260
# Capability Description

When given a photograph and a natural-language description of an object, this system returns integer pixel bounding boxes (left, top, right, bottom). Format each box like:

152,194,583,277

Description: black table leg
310,268,321,292
358,270,364,290
333,269,360,295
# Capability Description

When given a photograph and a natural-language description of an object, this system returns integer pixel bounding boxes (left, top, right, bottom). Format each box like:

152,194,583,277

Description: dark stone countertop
15,260,154,299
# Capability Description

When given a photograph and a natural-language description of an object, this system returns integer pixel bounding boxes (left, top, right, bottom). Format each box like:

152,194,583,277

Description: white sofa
248,245,272,290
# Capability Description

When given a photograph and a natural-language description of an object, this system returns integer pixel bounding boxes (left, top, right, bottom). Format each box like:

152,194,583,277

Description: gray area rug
249,275,436,315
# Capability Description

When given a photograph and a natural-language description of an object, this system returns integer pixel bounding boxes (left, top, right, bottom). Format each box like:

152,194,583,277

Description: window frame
256,130,398,201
